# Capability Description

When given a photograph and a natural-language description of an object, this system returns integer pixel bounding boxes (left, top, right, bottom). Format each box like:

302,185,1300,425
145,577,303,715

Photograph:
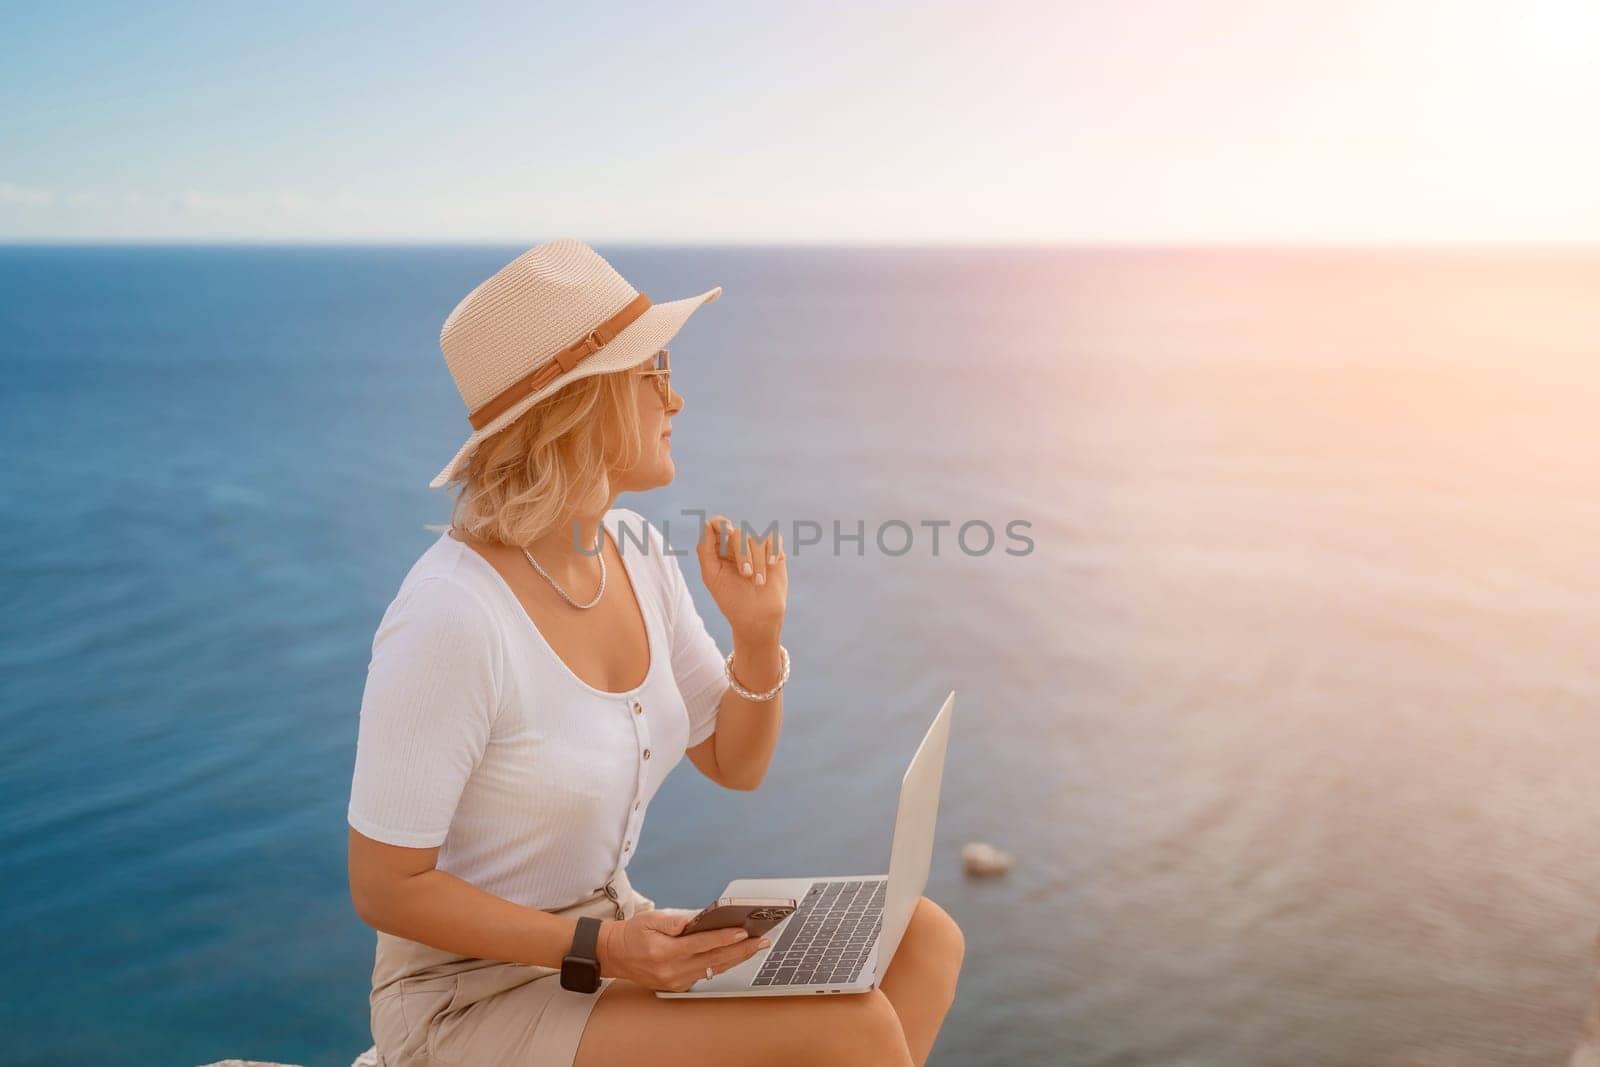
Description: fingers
696,518,718,572
701,516,785,596
747,530,769,588
672,924,754,957
705,515,739,569
690,933,770,975
628,918,754,990
731,520,751,577
671,927,769,990
706,516,750,575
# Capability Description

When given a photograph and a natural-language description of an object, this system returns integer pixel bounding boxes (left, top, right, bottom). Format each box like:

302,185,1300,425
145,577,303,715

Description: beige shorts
368,867,681,1067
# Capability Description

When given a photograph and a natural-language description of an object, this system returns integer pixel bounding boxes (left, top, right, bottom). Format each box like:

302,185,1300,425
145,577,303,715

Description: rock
961,840,1013,877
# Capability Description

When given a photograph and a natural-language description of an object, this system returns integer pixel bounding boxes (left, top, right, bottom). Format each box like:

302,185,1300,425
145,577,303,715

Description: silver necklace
521,531,607,610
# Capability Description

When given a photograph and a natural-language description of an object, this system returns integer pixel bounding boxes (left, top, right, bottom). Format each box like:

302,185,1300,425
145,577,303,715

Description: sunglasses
638,348,673,404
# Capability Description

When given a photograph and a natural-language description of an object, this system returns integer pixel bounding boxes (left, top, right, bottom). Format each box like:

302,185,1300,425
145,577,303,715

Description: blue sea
3,244,1599,1066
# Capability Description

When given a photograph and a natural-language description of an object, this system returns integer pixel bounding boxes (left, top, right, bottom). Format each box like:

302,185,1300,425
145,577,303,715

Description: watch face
561,955,599,993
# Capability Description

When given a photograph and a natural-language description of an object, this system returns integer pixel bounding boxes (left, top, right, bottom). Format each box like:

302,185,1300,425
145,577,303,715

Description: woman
347,239,964,1066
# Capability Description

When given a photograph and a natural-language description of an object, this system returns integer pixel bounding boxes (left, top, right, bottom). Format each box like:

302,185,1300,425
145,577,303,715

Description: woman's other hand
596,909,770,991
696,515,787,641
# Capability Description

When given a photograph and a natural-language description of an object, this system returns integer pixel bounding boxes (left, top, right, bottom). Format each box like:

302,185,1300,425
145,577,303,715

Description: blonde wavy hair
439,366,647,547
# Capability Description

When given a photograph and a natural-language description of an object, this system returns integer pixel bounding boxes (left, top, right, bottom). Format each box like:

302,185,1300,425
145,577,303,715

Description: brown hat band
467,292,653,431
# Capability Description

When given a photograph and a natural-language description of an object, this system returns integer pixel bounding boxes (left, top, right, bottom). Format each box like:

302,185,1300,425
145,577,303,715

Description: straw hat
428,238,722,489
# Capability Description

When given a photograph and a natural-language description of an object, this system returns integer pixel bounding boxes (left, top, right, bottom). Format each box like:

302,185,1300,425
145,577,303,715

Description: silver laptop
657,690,954,999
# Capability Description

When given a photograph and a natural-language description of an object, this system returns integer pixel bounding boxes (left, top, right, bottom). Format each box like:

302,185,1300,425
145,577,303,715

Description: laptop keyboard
752,878,886,987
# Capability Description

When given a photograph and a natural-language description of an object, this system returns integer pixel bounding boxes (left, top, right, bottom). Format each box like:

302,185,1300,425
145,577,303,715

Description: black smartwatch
561,916,603,994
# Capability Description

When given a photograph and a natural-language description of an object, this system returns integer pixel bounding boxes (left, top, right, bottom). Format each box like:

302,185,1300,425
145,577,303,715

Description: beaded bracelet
724,644,791,702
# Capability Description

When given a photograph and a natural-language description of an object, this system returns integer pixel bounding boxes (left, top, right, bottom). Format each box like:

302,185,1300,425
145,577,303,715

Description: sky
2,0,1598,244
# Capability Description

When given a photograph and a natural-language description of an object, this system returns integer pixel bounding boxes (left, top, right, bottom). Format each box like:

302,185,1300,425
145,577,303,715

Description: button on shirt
347,507,729,909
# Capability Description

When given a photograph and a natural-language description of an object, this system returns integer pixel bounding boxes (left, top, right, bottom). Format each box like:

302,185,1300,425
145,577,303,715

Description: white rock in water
961,841,1014,877
196,1061,303,1067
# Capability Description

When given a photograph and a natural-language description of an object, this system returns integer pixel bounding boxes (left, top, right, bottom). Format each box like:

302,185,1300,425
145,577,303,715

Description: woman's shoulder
367,570,505,691
386,532,505,630
398,572,495,617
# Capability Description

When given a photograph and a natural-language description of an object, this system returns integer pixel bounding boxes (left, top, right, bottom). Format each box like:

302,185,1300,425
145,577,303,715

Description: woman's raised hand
695,515,787,641
596,909,770,992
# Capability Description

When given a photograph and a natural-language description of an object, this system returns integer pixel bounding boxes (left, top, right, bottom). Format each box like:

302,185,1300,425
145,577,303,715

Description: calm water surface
2,245,1598,1065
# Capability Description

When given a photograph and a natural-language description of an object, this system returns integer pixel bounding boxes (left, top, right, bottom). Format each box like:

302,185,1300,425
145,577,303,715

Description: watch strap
571,915,601,960
560,915,603,993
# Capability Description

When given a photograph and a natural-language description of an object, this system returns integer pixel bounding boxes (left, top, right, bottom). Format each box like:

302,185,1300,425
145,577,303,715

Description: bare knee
792,989,912,1067
909,896,965,974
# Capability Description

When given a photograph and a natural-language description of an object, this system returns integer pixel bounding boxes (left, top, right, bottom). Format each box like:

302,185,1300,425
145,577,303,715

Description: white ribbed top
347,507,728,909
